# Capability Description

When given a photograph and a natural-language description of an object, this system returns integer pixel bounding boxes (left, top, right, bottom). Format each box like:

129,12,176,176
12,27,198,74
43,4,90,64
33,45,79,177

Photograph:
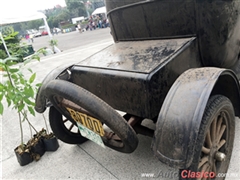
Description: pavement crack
1,154,15,162
77,145,119,180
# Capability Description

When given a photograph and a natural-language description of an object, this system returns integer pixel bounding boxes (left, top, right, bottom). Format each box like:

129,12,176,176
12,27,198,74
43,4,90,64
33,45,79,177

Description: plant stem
42,113,49,134
18,112,24,149
22,110,38,133
28,121,33,137
4,64,15,88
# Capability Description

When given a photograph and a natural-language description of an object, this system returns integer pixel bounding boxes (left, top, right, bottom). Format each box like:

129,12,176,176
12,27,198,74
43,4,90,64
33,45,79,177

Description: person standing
25,34,30,43
98,19,102,28
29,34,34,43
53,27,56,35
77,24,82,33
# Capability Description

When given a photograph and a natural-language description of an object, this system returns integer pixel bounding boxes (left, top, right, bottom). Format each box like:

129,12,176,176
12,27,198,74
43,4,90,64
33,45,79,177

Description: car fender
35,64,73,113
152,67,240,169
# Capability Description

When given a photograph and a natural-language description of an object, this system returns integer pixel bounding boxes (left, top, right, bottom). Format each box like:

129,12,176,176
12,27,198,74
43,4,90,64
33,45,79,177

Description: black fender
35,64,73,113
152,67,240,169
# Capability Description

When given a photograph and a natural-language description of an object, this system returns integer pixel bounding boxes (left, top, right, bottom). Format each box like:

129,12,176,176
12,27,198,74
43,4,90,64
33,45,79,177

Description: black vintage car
35,0,240,179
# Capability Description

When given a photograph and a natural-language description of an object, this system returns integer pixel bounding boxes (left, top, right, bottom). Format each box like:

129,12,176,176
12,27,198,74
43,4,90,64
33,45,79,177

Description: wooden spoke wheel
180,95,235,180
49,106,88,144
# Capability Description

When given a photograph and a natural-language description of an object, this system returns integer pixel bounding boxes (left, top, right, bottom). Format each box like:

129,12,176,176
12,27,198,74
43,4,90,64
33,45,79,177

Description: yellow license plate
66,107,105,137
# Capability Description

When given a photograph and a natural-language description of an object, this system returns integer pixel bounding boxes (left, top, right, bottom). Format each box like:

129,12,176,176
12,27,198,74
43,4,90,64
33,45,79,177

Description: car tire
179,95,235,180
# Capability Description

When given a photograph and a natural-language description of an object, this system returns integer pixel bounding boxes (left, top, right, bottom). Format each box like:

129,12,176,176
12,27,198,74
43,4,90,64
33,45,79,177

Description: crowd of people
76,15,109,33
87,17,109,31
52,27,59,35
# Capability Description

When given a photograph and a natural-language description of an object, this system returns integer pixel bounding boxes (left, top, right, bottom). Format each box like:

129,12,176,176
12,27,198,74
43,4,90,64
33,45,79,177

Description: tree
47,9,72,29
0,26,21,59
26,20,43,30
65,0,87,17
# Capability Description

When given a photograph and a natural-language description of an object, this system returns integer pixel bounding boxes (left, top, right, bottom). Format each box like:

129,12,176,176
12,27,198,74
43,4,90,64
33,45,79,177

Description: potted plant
29,114,59,153
49,39,61,53
0,55,42,165
1,28,59,165
41,114,59,151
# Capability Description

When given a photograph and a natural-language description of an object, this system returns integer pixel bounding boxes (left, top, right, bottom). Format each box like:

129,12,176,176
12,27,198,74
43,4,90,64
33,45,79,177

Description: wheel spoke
198,156,208,169
211,117,217,142
217,139,226,150
217,125,226,143
63,118,68,123
201,164,209,173
202,146,210,154
216,116,222,135
212,161,217,175
196,177,202,180
204,165,212,180
68,123,74,131
206,130,212,148
197,174,203,180
201,162,209,174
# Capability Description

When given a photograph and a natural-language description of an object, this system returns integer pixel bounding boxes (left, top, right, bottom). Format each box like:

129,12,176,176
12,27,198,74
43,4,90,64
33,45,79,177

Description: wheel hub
214,151,226,162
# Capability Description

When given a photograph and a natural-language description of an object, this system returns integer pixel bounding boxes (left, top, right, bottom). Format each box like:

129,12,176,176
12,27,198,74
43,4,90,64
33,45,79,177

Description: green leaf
6,80,12,87
9,68,19,73
6,98,11,107
5,61,17,66
0,83,4,91
35,83,42,87
23,58,33,65
3,36,14,40
12,31,19,36
7,90,14,99
0,93,3,101
11,74,18,81
0,102,3,115
23,97,35,106
32,54,40,61
28,68,33,73
19,76,25,85
3,56,18,64
0,63,5,70
28,106,35,116
18,103,24,112
24,87,34,97
29,73,36,83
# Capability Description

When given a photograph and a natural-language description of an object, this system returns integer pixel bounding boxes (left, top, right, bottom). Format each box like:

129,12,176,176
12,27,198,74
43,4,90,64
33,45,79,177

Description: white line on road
40,41,113,62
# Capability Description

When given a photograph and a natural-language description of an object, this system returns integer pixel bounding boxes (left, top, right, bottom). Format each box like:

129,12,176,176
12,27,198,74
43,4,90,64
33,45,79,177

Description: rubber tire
49,106,88,144
44,79,138,153
179,95,235,180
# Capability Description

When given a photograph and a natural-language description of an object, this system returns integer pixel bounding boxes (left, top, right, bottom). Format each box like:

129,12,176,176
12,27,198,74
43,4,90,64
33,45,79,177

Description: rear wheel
49,106,88,144
180,95,235,180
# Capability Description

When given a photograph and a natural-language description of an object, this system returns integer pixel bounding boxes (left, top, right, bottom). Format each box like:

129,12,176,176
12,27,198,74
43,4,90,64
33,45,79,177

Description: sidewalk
1,39,240,180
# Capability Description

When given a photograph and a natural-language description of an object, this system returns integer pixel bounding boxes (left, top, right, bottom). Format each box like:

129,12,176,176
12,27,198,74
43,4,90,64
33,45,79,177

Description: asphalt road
24,27,113,52
2,28,240,180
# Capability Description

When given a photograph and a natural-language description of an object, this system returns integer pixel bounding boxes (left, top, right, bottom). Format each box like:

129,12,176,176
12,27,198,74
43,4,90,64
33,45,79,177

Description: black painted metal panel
106,0,240,77
76,38,194,73
70,38,201,118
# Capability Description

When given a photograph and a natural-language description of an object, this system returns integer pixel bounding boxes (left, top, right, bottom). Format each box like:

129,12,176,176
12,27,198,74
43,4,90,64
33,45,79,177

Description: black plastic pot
30,137,46,158
14,146,33,166
43,136,59,151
